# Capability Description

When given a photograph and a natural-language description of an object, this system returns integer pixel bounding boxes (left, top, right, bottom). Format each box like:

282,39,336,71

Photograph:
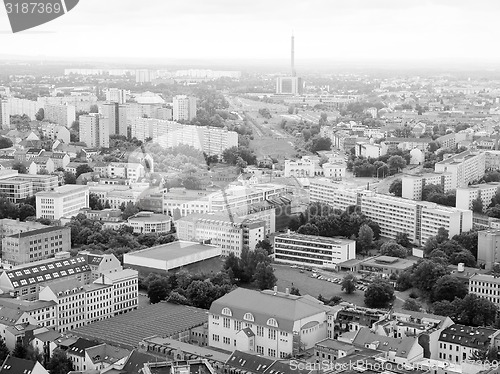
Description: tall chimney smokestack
291,33,296,77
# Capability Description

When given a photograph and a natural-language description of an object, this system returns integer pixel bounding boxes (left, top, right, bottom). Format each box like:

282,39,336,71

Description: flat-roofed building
93,269,138,316
36,185,89,220
359,255,419,275
127,211,172,234
456,183,500,212
2,226,71,266
477,229,500,270
0,178,32,203
434,150,486,189
401,172,453,200
469,273,500,306
176,213,266,257
124,241,222,273
274,233,356,269
209,287,329,358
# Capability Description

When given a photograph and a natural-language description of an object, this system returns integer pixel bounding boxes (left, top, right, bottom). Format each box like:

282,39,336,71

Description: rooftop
0,356,37,374
439,324,498,349
71,302,208,350
125,241,220,262
36,184,88,197
275,233,355,246
7,225,68,239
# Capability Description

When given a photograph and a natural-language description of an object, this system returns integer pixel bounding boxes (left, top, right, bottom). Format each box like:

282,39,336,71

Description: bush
409,291,418,299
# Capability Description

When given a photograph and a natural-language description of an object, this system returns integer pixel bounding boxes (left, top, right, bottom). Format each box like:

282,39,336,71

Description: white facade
1,99,10,129
93,269,138,316
36,185,90,219
274,233,356,269
401,173,453,200
80,114,109,148
43,104,76,127
456,183,500,212
101,102,127,136
284,159,315,178
477,230,500,270
5,97,39,119
469,273,500,306
105,88,128,104
310,188,472,246
355,142,387,159
434,151,486,189
173,95,197,121
127,211,172,234
209,288,328,359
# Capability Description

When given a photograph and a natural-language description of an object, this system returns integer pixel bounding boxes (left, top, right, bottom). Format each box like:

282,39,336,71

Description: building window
257,326,264,337
223,318,230,329
268,329,276,340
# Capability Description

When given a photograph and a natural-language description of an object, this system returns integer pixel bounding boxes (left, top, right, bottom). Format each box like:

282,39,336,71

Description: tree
364,279,395,308
402,298,422,312
290,287,301,296
254,262,277,290
75,164,93,178
395,232,411,248
380,241,408,258
357,224,374,254
12,162,27,174
310,137,332,152
471,196,483,213
389,179,402,197
147,279,169,304
297,223,319,236
89,193,104,210
224,253,243,282
0,339,9,362
341,273,357,294
47,348,74,374
18,204,35,221
0,137,13,149
256,239,272,255
431,275,468,302
387,155,406,173
12,340,27,359
456,294,498,326
288,105,295,114
396,270,413,291
90,104,99,113
121,202,140,220
35,108,44,121
449,250,476,267
64,172,77,184
167,291,190,305
436,227,449,243
411,260,448,294
186,280,218,309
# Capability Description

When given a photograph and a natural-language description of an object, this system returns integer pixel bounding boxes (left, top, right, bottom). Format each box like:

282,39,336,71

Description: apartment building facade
477,230,500,270
173,95,197,121
401,172,453,200
456,183,500,212
80,114,109,148
434,150,486,189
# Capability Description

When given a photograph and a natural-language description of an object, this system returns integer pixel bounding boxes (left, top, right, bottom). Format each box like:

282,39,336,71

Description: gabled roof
439,324,497,349
122,350,156,374
85,344,130,365
34,328,62,342
0,307,25,326
4,256,90,289
0,356,38,374
209,288,328,332
42,278,84,295
351,327,418,358
226,351,312,374
68,338,101,357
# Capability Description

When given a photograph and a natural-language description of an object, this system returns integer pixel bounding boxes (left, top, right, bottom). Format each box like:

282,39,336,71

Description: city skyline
1,0,500,67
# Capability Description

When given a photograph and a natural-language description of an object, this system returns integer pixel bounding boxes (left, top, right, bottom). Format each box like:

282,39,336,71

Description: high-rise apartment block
309,187,472,245
130,118,237,155
101,102,127,136
36,185,90,220
477,230,500,270
434,150,486,189
173,95,197,121
79,113,109,148
0,99,9,129
456,183,500,212
105,88,128,104
43,104,76,127
401,173,453,200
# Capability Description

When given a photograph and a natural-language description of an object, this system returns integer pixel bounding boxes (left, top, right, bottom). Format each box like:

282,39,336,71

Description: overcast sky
0,0,499,65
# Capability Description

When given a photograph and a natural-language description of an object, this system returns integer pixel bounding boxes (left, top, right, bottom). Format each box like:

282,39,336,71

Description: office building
127,211,172,234
208,287,329,358
2,226,71,266
176,213,266,257
310,188,472,245
0,178,32,203
105,88,128,104
43,104,76,127
468,273,500,306
173,95,197,121
401,172,453,200
456,182,499,213
434,150,486,189
477,230,500,270
274,233,356,269
36,185,90,220
101,102,127,136
79,114,109,148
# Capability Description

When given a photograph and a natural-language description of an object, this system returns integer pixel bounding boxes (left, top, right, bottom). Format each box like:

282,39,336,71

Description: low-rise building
127,211,172,234
273,233,356,269
359,255,419,275
124,241,222,273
